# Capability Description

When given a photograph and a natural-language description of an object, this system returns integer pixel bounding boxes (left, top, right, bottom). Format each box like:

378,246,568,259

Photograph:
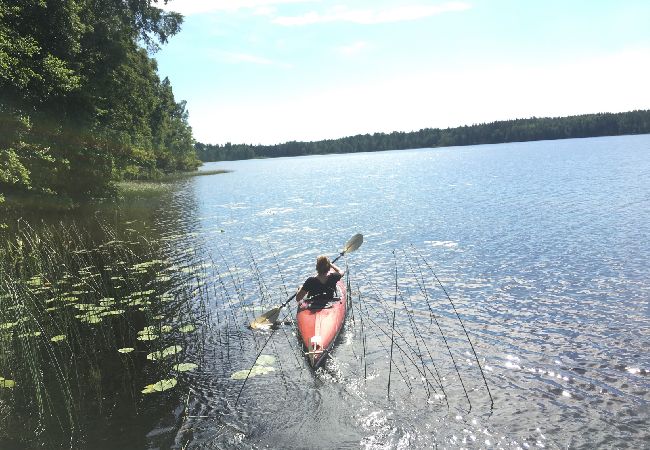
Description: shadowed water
2,134,649,449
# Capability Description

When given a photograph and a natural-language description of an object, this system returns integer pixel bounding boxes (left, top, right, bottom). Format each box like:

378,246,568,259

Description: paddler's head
316,255,331,275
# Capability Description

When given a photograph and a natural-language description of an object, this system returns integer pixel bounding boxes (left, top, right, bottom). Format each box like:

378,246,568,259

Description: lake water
2,134,649,449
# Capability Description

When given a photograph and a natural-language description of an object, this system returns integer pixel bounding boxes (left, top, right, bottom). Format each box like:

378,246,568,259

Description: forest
0,0,199,205
195,110,650,162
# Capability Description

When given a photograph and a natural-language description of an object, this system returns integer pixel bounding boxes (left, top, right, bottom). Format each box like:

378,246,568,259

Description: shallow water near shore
1,134,649,449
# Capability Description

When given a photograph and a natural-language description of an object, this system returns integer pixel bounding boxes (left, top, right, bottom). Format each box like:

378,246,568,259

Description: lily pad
146,345,183,361
173,363,198,372
26,276,44,287
142,378,177,394
178,324,196,333
99,298,116,306
0,378,16,389
137,332,158,341
100,309,125,317
118,347,135,353
79,314,102,324
18,331,41,338
256,355,276,366
230,365,276,380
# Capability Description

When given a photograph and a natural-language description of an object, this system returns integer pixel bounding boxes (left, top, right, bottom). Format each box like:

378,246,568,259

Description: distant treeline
195,110,650,162
1,1,199,202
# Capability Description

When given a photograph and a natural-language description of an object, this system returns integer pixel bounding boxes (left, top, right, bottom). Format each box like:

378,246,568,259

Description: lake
1,134,649,449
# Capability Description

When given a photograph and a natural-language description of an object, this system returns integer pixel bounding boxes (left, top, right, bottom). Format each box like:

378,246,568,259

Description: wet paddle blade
343,233,363,255
250,306,282,329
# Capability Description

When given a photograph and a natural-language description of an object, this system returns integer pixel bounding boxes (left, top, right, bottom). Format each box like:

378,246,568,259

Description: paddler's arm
296,287,308,303
330,263,344,277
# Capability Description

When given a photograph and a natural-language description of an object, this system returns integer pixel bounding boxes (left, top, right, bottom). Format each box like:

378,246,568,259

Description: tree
0,0,197,202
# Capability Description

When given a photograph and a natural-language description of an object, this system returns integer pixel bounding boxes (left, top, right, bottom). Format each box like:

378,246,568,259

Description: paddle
249,233,363,328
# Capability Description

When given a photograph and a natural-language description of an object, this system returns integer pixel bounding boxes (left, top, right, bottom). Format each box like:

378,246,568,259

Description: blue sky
156,0,650,145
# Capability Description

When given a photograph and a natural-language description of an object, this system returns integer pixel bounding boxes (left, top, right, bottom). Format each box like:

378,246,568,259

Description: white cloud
337,41,370,56
189,48,650,145
160,0,316,16
273,2,471,26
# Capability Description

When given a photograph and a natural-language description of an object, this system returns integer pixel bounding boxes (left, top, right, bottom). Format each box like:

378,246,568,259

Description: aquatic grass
116,170,229,199
159,169,231,181
0,221,213,448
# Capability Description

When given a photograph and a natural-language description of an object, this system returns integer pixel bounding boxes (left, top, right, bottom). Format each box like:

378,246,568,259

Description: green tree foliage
0,0,199,201
195,110,650,162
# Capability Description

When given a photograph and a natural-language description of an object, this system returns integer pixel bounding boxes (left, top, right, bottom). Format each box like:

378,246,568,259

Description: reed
0,222,211,448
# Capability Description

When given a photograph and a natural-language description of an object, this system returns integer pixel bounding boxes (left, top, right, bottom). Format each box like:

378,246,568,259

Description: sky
155,0,650,145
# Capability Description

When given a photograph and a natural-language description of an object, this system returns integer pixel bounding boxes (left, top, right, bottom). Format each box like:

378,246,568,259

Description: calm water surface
5,135,650,449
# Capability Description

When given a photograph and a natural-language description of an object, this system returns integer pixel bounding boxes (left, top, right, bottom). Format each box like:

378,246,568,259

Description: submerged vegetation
195,109,650,161
0,222,209,448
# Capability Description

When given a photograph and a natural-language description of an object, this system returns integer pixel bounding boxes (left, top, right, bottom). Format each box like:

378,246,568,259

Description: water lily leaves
141,378,177,394
100,309,125,317
173,363,198,372
132,290,155,296
230,355,276,380
0,377,16,389
256,355,276,366
26,276,44,287
18,331,41,338
71,290,90,295
118,347,134,354
77,314,102,324
178,324,196,333
137,326,159,341
160,293,174,303
146,345,182,361
74,303,99,311
50,335,66,342
99,298,116,306
230,365,276,380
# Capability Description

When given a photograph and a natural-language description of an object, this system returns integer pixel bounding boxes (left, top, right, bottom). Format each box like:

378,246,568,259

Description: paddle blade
249,306,282,329
343,233,363,255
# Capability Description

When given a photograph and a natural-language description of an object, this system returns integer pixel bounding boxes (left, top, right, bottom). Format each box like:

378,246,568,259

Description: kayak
296,277,347,369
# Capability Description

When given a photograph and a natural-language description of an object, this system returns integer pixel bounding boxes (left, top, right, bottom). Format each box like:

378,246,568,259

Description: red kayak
296,277,347,369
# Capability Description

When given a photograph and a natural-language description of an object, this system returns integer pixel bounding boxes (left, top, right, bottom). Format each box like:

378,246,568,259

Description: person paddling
296,255,344,308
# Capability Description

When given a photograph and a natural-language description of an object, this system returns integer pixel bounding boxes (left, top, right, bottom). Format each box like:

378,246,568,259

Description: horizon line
195,108,650,147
